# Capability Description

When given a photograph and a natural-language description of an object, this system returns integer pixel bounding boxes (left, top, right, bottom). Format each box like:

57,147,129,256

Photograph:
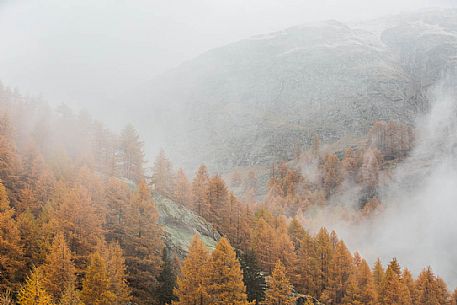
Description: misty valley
1,3,457,305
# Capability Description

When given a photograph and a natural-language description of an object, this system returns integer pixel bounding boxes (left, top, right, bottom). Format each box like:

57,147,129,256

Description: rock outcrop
153,193,220,257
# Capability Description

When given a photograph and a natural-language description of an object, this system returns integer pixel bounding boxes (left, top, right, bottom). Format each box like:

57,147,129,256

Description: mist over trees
1,3,457,305
1,82,456,305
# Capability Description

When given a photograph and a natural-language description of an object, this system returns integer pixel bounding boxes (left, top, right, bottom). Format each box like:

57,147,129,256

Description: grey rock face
139,9,457,171
153,193,220,258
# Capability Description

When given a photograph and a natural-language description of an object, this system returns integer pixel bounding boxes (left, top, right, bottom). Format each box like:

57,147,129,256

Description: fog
0,0,455,128
2,0,457,289
304,77,457,287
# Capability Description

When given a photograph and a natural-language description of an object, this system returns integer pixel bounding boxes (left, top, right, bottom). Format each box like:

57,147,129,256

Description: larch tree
372,258,385,297
0,128,20,198
119,124,144,182
103,177,130,244
191,164,210,217
152,149,175,196
207,175,230,232
124,180,163,305
315,227,333,298
104,242,132,305
173,234,211,305
262,260,295,305
16,209,48,272
360,148,381,201
174,168,192,208
287,217,307,251
206,237,250,305
321,240,354,305
357,259,378,305
0,288,14,305
81,251,116,305
274,224,298,283
295,230,318,296
251,218,276,273
321,154,342,198
41,232,76,302
47,184,103,268
17,267,54,305
415,267,449,305
452,289,457,305
435,277,450,305
341,147,359,182
380,259,411,305
0,180,23,292
59,283,83,305
343,258,377,305
402,268,416,305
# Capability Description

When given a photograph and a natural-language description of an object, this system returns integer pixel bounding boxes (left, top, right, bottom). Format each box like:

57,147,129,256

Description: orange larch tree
206,237,250,305
173,235,211,305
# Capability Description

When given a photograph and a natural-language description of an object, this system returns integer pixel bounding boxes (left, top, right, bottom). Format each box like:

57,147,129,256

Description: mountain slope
134,9,457,171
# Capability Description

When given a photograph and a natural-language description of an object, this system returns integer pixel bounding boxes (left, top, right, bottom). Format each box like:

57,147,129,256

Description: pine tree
17,267,54,305
206,237,250,305
262,260,295,305
41,232,76,302
0,181,23,292
173,235,210,305
157,249,179,305
81,251,116,305
239,249,266,304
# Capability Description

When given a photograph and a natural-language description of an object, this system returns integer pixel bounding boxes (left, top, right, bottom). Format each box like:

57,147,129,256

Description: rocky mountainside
135,9,457,171
153,193,220,257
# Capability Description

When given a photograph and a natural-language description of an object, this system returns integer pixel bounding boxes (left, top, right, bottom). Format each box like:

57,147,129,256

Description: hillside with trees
1,82,456,305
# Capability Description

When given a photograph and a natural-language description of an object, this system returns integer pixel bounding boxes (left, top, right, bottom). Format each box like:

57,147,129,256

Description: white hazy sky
0,0,455,113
